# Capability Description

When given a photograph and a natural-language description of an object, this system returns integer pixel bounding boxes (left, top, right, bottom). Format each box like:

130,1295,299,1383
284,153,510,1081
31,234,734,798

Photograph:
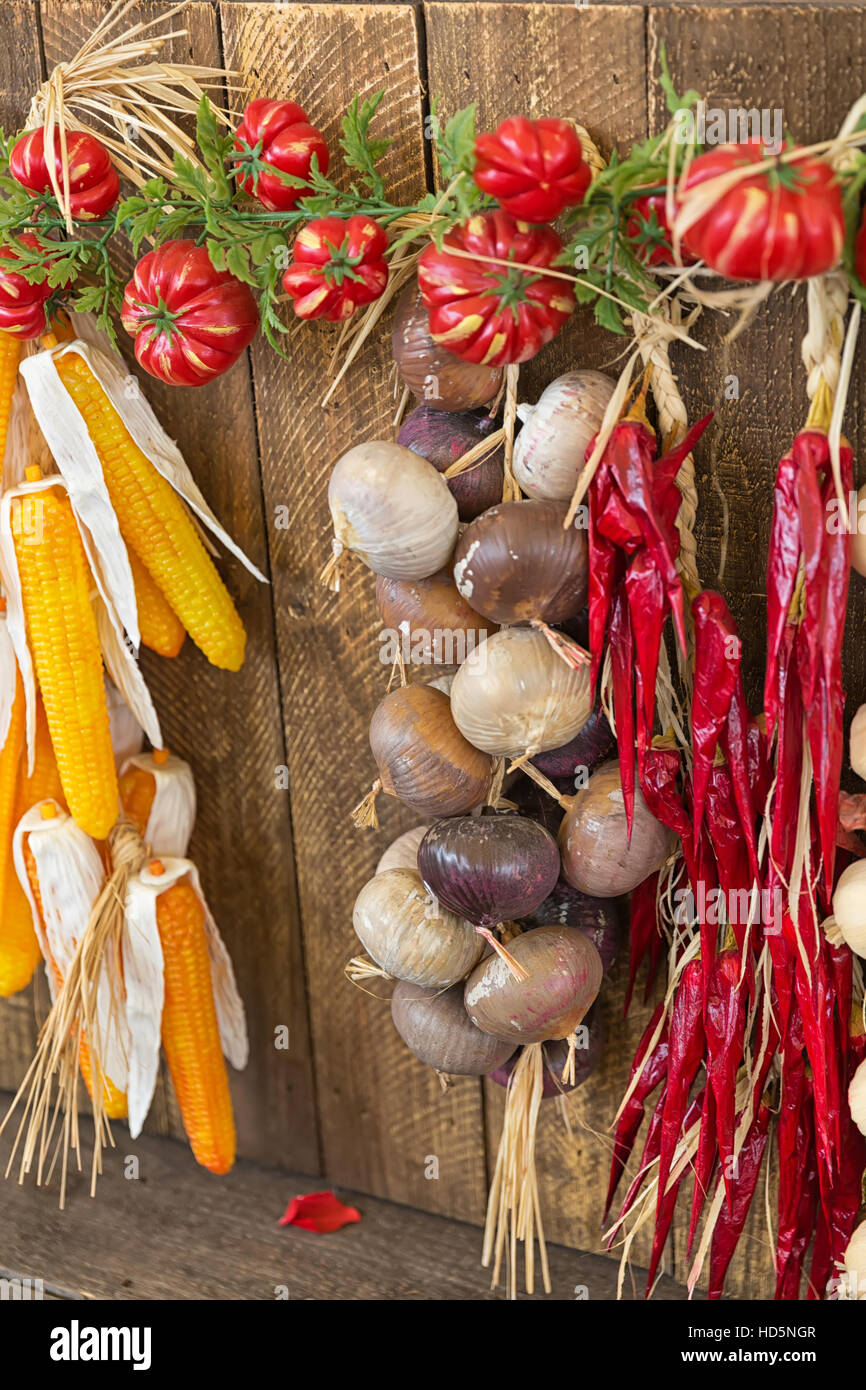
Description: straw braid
801,271,849,403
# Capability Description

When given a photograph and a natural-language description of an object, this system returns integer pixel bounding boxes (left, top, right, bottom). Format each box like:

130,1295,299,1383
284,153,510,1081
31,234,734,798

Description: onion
453,499,587,625
530,707,614,780
376,566,496,666
392,283,502,412
417,811,560,927
391,979,515,1075
851,703,866,781
521,884,621,974
398,405,504,520
352,867,484,986
559,760,674,898
849,1055,866,1136
488,1005,604,1095
328,440,458,580
513,370,616,501
368,684,492,819
507,771,571,837
450,626,592,757
464,924,603,1044
832,860,866,957
376,824,430,875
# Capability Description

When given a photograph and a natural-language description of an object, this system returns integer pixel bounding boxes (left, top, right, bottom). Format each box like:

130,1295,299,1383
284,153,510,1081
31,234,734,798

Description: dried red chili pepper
808,1030,866,1298
604,1004,669,1220
608,585,636,832
625,871,663,1014
687,1086,717,1257
656,957,705,1215
705,949,748,1209
707,1102,772,1299
775,1074,818,1300
646,1088,706,1294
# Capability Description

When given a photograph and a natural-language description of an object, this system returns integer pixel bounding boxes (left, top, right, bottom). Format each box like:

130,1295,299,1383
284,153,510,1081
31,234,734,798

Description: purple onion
488,1005,604,1096
522,881,622,975
417,810,560,927
530,707,615,781
506,772,570,837
398,404,504,521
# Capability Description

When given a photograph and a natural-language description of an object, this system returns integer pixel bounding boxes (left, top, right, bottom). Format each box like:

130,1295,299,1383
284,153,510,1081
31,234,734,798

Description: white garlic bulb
328,441,458,580
851,484,866,578
513,370,616,501
353,868,483,987
376,824,430,875
851,703,866,781
849,1055,866,1137
839,1223,866,1299
831,859,866,957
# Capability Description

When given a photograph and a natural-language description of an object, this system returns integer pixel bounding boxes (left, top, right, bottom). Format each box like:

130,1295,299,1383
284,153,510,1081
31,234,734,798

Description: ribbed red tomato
473,117,591,223
680,143,844,281
625,192,697,268
417,210,574,366
282,215,389,321
0,233,57,339
121,241,259,386
233,98,329,212
10,127,119,220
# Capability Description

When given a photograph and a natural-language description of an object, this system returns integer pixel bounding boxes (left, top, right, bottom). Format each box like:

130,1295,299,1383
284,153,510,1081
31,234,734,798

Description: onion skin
450,625,592,756
464,924,603,1044
376,824,430,875
453,499,587,625
353,868,484,986
513,370,616,501
328,440,458,580
521,883,621,974
376,567,496,666
392,283,502,412
559,759,674,898
417,811,560,927
391,979,516,1075
370,684,492,818
530,707,614,780
398,405,504,521
488,1006,604,1095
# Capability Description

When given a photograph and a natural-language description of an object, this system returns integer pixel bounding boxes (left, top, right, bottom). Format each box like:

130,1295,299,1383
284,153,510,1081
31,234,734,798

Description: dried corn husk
120,751,196,858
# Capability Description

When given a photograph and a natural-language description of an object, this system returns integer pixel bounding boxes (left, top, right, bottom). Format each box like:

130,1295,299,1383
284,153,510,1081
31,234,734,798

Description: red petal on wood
279,1190,362,1233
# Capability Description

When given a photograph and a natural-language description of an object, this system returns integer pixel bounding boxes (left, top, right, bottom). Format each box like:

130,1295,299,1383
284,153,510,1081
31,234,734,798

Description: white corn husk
0,610,19,752
120,751,196,857
106,677,144,768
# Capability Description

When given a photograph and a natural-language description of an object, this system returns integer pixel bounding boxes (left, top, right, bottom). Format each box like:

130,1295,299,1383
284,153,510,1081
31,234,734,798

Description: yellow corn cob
15,692,66,817
128,548,186,658
118,747,169,838
23,809,127,1119
0,669,40,995
153,864,235,1174
0,330,21,471
50,349,246,671
13,469,118,838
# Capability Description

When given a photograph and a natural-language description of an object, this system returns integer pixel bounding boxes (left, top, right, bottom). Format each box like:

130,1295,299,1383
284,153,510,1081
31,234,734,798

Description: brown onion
559,759,674,897
488,1006,604,1095
513,370,616,501
352,868,484,986
328,440,458,580
392,283,502,412
453,499,587,625
464,924,603,1044
397,405,504,520
370,684,492,818
450,626,592,757
376,566,496,666
391,979,516,1075
376,824,430,875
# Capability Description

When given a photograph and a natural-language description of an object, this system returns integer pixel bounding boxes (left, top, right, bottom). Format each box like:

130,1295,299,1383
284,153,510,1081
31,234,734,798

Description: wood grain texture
36,0,319,1171
219,2,489,1222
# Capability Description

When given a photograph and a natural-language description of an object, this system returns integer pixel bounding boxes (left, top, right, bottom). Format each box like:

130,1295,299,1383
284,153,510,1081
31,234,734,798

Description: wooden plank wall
1,0,865,1298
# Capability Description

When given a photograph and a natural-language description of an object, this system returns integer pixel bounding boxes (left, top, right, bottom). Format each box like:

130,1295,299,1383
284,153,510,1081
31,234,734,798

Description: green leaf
595,295,626,335
435,103,476,186
341,91,391,196
206,238,228,272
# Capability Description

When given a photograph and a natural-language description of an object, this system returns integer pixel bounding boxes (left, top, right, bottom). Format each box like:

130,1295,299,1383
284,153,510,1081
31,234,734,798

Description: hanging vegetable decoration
473,117,592,223
9,127,120,220
283,215,390,322
392,287,504,415
231,98,329,211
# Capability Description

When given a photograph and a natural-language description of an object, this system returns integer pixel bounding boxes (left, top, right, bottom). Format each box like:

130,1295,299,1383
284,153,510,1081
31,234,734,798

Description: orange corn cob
153,864,235,1174
49,347,246,671
13,468,118,838
0,669,40,995
0,329,21,471
23,807,127,1118
118,747,169,838
128,548,186,658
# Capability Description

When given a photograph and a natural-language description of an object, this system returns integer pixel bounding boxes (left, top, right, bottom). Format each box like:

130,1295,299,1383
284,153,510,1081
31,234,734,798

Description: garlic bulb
370,684,492,818
849,1055,866,1136
840,1223,866,1299
376,566,495,665
353,867,484,987
832,859,866,957
376,824,430,875
852,484,866,577
328,441,458,580
559,759,674,898
450,626,592,756
851,703,866,780
513,370,616,501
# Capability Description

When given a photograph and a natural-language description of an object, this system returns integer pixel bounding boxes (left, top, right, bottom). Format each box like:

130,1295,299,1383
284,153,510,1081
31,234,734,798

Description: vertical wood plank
220,1,489,1221
37,0,320,1172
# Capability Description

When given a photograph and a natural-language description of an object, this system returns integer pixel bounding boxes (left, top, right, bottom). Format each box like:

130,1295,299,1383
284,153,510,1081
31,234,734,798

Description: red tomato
680,143,844,281
625,192,697,268
10,128,119,220
473,117,591,223
0,233,60,339
121,241,259,387
416,210,574,366
233,98,329,212
282,215,389,322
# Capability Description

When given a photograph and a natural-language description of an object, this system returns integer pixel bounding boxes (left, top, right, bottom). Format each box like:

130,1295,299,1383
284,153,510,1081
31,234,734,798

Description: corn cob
118,747,168,838
50,348,246,671
15,692,66,817
128,548,186,659
152,862,235,1174
23,803,127,1118
0,669,40,996
0,329,21,472
13,467,118,837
